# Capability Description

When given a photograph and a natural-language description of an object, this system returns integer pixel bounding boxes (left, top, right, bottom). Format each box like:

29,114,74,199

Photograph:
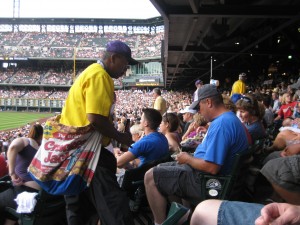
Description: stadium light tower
13,0,20,18
12,0,20,32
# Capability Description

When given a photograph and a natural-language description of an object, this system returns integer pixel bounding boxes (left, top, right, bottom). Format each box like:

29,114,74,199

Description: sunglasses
240,96,253,105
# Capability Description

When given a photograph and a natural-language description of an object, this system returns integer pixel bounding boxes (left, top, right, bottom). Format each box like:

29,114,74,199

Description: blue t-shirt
245,121,266,141
129,132,169,166
194,111,249,174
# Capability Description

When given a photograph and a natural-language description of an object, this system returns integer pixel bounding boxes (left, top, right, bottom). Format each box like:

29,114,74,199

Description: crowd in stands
0,87,26,98
0,68,14,83
11,68,42,84
0,67,156,88
43,69,73,85
1,75,299,141
0,31,163,59
0,87,68,99
0,72,300,224
0,66,84,86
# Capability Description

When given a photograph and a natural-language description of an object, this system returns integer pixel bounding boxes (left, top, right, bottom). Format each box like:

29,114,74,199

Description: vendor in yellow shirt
230,72,247,96
153,87,167,115
60,40,137,225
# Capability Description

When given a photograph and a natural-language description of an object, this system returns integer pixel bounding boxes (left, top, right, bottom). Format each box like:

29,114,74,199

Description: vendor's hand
114,147,123,158
176,152,192,164
11,174,23,186
119,132,134,147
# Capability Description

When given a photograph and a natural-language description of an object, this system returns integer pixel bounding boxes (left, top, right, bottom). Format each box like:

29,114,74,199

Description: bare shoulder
9,137,28,150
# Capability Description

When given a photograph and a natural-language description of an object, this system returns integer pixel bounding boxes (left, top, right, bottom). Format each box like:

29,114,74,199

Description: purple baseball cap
195,80,203,85
106,40,138,65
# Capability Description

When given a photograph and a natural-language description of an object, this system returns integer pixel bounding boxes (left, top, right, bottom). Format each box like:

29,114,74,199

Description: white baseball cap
179,106,197,114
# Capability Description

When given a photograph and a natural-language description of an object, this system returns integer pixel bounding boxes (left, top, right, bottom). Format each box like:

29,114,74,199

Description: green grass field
0,112,52,131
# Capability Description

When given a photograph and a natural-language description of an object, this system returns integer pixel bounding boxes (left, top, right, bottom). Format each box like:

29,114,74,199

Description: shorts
261,155,300,192
218,201,263,225
153,161,204,201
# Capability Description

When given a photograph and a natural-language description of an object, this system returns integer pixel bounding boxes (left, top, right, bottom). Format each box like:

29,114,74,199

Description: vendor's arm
176,152,220,175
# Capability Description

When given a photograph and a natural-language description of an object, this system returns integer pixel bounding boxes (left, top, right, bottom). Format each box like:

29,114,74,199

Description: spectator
275,92,297,121
179,106,197,134
144,84,249,225
190,154,300,225
293,101,300,118
159,112,181,153
266,118,300,152
0,124,43,225
261,93,274,127
190,201,300,225
181,113,208,141
190,80,203,110
115,123,144,186
272,90,281,114
153,88,167,115
222,95,237,113
0,153,8,178
116,108,169,170
235,94,266,141
230,72,247,96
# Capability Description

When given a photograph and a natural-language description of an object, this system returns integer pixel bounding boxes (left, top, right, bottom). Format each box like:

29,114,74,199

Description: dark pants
0,185,38,221
64,147,133,225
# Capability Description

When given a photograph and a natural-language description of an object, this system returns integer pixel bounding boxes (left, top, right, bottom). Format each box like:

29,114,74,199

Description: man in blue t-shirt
116,108,169,169
144,84,249,225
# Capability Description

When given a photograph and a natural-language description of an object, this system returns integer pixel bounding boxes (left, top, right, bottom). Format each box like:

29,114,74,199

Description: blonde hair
193,113,208,126
130,124,143,136
222,95,237,113
281,93,291,105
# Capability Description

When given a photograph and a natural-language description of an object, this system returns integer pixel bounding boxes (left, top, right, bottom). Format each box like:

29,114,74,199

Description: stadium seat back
0,176,67,225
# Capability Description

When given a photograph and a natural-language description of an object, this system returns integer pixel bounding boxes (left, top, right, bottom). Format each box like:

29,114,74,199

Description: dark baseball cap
189,84,220,109
106,40,138,65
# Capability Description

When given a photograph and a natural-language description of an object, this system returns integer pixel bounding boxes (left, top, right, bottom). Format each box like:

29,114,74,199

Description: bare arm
87,113,133,146
176,152,220,175
116,151,136,168
182,122,196,140
280,143,300,157
166,133,180,153
7,138,27,185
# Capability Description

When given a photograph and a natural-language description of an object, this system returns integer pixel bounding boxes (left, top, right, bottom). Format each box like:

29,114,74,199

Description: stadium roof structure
150,0,300,88
0,17,164,29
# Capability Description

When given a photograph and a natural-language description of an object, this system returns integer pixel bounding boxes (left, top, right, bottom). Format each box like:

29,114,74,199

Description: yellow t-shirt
60,63,114,126
154,96,167,115
230,80,246,96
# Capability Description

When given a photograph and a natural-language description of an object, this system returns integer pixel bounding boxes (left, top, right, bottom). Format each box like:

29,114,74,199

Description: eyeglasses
240,96,253,105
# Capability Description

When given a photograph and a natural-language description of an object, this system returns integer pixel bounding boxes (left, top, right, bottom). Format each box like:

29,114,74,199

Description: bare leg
4,219,17,225
190,200,222,225
144,168,167,224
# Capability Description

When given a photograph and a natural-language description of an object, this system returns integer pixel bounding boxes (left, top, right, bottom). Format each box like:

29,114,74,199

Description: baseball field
0,112,52,131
